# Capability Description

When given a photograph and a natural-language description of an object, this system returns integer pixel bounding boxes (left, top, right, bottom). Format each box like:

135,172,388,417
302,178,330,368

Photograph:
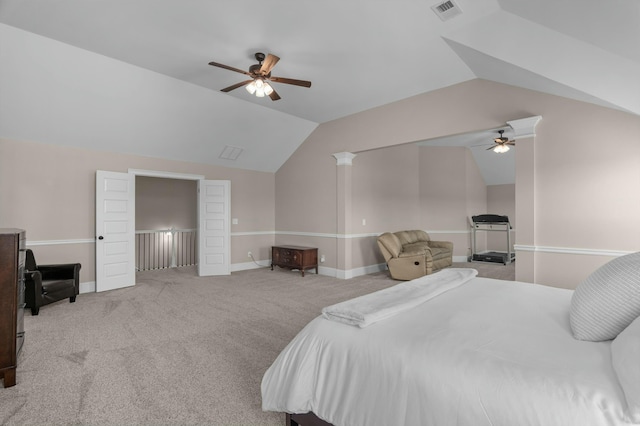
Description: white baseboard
231,260,341,278
231,260,496,280
337,263,387,279
81,255,495,291
231,260,271,272
79,281,96,294
230,260,388,280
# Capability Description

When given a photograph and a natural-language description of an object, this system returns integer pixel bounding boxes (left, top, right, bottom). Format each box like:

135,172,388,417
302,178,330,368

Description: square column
508,116,542,283
333,152,356,278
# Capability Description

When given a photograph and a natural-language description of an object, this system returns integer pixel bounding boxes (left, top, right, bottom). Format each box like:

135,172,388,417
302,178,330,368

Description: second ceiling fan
488,130,515,153
208,52,311,101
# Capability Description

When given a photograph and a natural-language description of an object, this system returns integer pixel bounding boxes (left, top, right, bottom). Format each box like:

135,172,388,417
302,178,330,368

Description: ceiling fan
487,130,515,153
208,52,311,101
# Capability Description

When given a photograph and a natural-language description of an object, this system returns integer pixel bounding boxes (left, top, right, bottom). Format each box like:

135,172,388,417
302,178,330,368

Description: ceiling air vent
431,0,463,21
219,145,243,161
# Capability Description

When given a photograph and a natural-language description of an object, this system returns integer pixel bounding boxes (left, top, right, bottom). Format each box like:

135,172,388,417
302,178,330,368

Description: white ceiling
1,0,638,176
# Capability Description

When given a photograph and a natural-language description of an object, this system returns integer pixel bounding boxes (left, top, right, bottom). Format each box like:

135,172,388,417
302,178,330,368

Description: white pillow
611,315,640,423
569,251,640,341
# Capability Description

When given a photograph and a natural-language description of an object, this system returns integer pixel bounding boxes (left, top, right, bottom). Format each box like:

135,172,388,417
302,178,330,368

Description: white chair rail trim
276,230,471,239
27,238,96,246
25,236,632,259
514,245,633,257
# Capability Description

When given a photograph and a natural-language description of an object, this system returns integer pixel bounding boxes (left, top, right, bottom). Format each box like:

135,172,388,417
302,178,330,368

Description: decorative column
507,116,542,283
333,152,356,279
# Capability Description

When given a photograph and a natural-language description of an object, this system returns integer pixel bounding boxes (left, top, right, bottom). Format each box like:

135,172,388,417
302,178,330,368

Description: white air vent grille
431,0,463,21
219,145,243,160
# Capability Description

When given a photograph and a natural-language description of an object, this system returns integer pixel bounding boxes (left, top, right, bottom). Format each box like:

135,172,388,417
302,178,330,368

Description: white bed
262,269,639,426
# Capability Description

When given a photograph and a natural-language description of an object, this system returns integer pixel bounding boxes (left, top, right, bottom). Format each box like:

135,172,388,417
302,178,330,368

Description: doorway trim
128,169,204,181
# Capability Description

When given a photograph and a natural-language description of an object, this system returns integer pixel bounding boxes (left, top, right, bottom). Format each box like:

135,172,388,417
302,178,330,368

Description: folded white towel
322,268,478,328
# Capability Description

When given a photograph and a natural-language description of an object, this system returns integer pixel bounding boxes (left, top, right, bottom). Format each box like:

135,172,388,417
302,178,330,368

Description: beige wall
352,144,421,233
464,148,489,256
275,79,640,288
420,146,487,258
486,184,516,252
136,176,197,230
351,144,421,268
0,138,276,285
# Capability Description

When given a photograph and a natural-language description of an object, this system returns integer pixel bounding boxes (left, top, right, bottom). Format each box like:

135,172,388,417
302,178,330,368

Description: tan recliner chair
377,230,453,280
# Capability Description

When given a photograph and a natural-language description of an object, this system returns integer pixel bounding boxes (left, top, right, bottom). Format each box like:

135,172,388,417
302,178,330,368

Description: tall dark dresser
0,229,26,388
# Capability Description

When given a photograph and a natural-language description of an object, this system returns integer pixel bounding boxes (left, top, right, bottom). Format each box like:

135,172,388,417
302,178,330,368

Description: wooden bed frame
287,412,333,426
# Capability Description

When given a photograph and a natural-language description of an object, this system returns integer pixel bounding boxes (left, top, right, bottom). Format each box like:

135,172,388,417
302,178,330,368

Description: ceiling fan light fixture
493,144,510,154
263,82,274,96
253,78,268,97
245,80,257,95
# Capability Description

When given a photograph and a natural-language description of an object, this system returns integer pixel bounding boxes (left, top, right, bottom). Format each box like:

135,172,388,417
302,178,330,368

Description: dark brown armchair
24,249,81,315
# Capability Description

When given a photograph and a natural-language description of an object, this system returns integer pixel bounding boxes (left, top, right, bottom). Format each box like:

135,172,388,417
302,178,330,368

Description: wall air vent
219,145,243,160
431,0,463,21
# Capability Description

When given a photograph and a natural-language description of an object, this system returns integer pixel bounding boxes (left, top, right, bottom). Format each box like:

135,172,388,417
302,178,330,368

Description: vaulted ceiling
1,0,638,174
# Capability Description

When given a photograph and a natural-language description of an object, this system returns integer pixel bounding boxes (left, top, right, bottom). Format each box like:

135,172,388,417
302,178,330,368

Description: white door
198,180,230,276
96,171,136,292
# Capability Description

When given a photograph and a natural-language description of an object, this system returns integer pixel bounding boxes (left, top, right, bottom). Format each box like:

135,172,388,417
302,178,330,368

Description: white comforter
262,272,636,426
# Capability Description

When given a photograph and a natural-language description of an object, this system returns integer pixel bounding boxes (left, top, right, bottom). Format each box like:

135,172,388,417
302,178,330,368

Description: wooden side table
271,246,318,277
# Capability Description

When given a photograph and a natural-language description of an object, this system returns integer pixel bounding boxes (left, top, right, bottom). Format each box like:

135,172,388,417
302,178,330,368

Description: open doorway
417,127,516,258
135,176,197,271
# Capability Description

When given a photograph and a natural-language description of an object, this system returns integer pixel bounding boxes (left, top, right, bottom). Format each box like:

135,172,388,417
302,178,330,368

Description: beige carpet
0,262,514,425
454,260,515,281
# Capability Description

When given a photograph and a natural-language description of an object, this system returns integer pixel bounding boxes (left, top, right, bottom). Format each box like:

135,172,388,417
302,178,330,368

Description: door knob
98,236,104,240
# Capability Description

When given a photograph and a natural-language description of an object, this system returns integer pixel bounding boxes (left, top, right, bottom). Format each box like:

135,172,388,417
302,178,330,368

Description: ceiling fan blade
507,141,516,146
209,61,251,76
260,54,280,75
220,80,254,92
270,76,312,88
268,88,281,101
486,146,497,151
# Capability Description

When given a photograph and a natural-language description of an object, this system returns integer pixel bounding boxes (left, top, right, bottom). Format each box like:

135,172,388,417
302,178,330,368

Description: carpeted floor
455,260,515,281
0,261,514,425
